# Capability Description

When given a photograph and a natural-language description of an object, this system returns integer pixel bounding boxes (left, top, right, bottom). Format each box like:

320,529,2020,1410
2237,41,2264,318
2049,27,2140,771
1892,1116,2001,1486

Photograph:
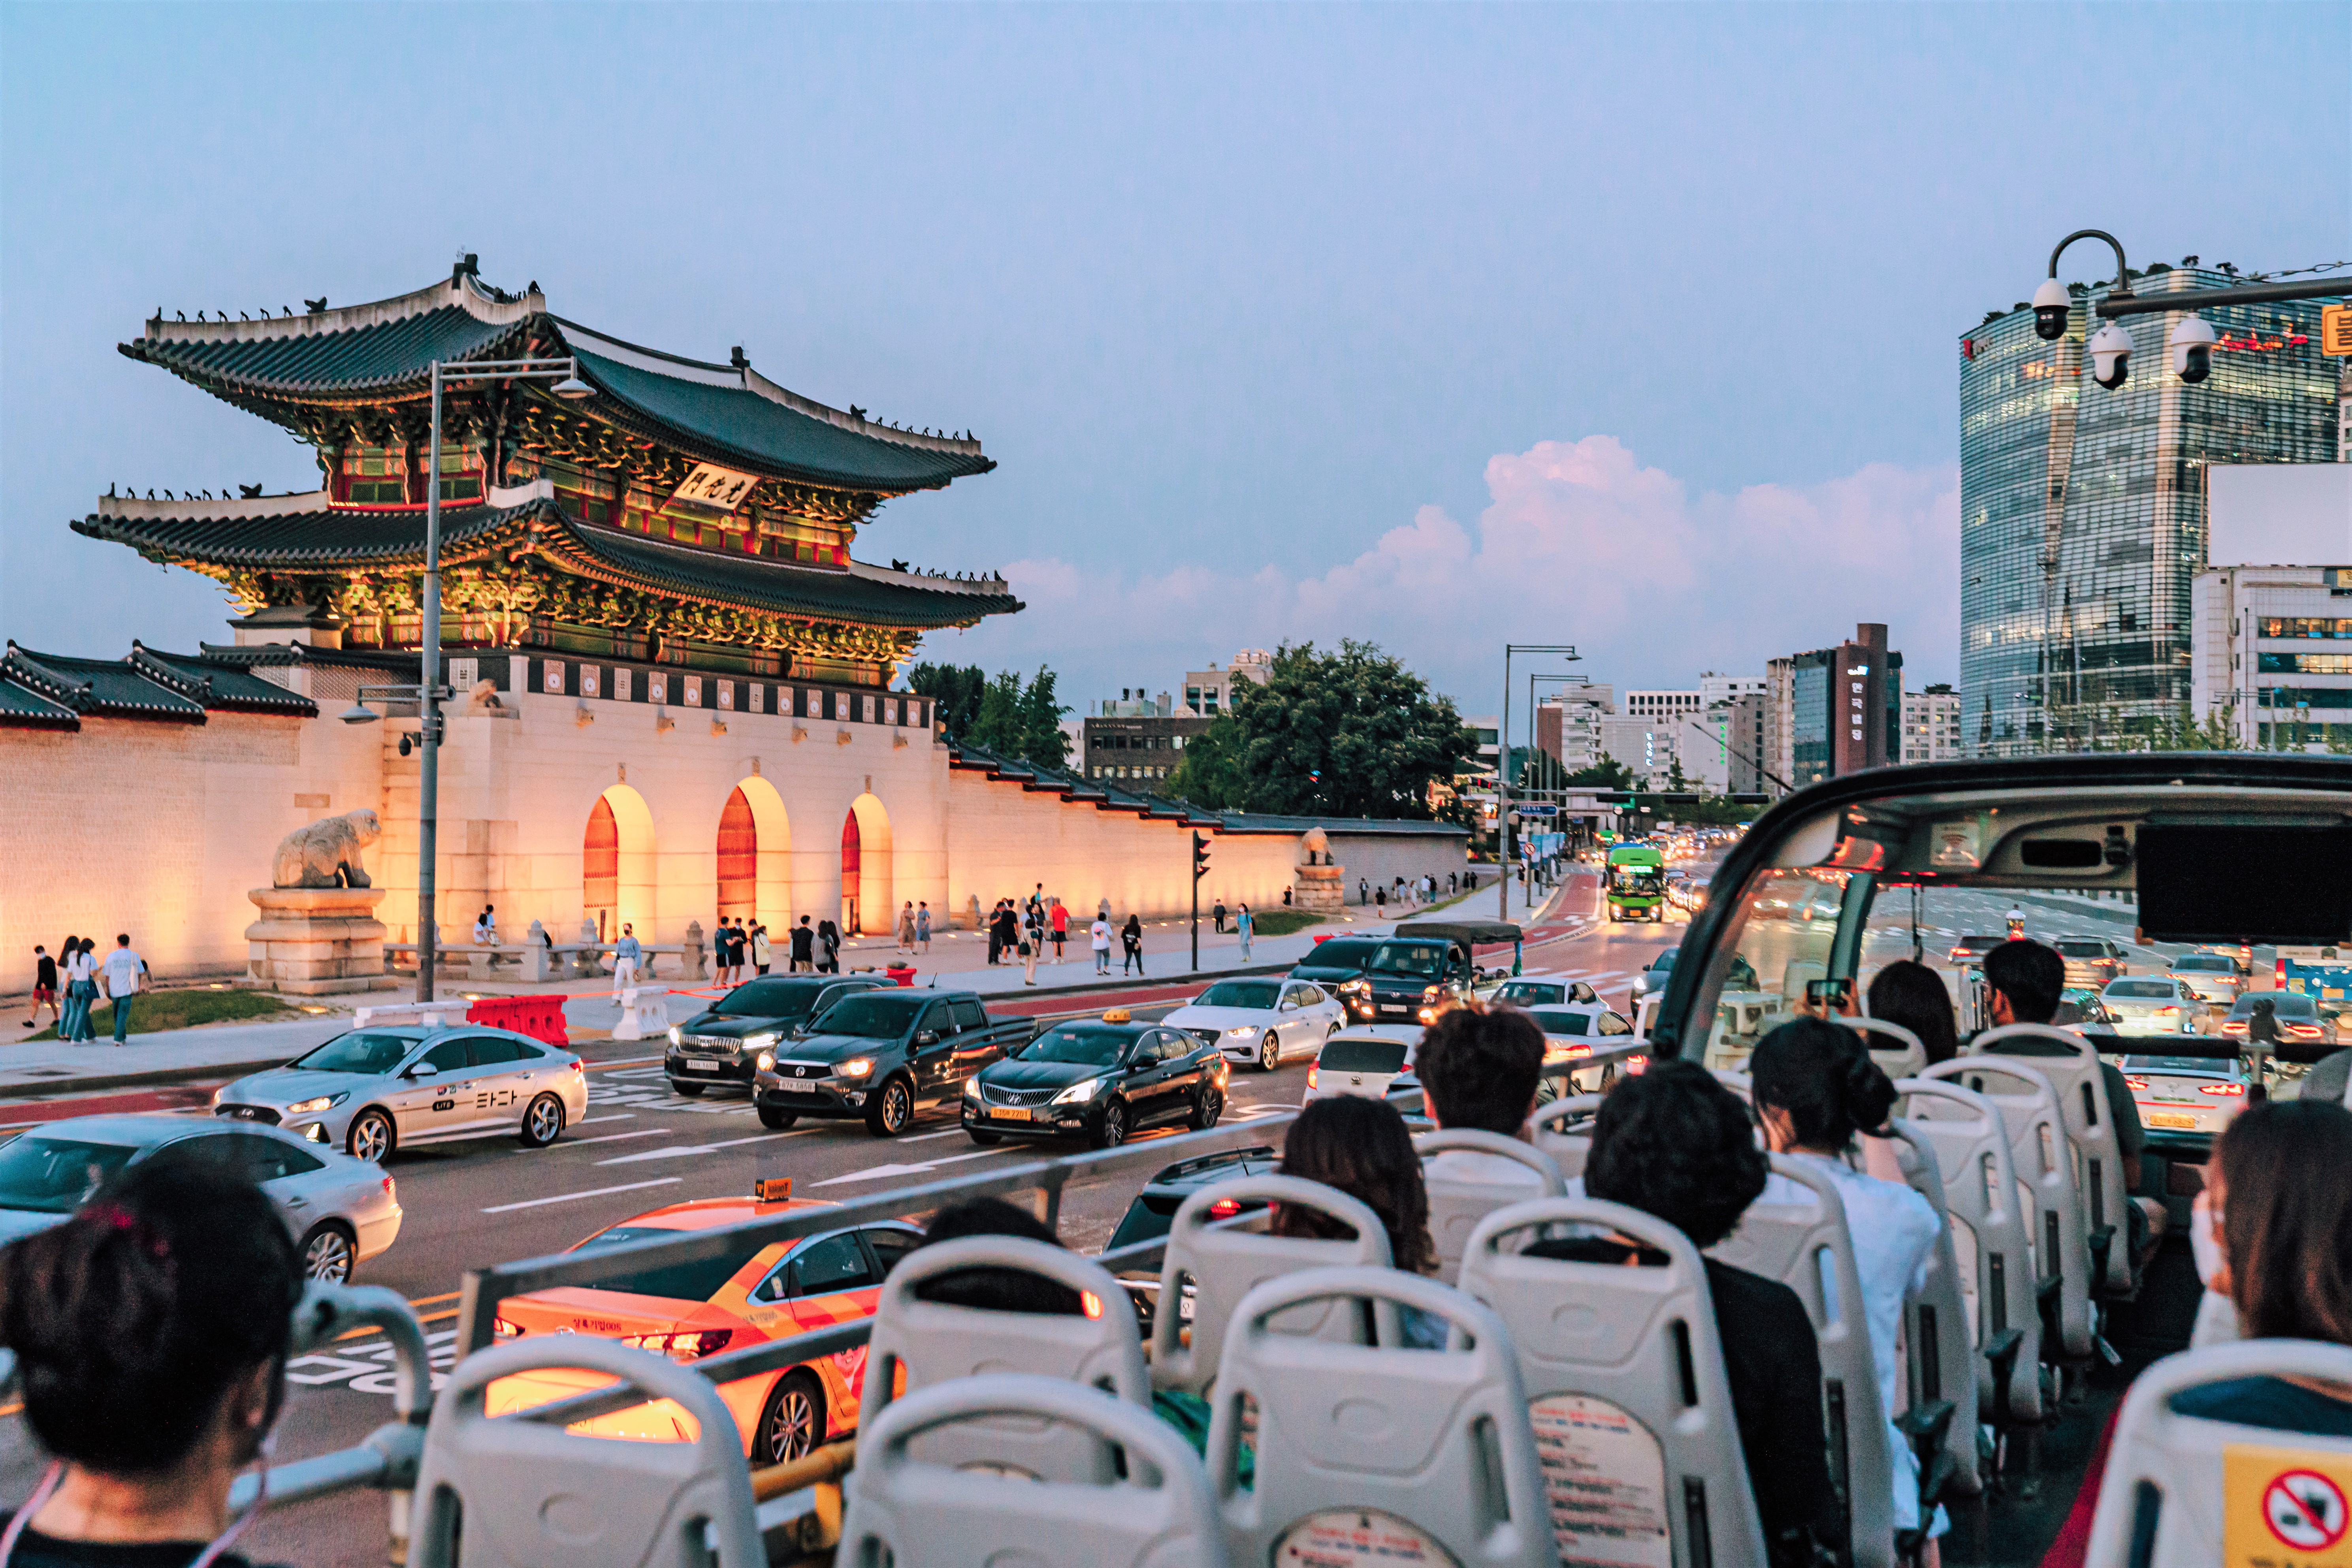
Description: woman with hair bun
1751,1015,1946,1562
0,1142,304,1567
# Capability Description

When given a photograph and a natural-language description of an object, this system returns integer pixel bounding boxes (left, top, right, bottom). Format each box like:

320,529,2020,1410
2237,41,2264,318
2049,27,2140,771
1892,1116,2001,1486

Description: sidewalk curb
0,1054,299,1099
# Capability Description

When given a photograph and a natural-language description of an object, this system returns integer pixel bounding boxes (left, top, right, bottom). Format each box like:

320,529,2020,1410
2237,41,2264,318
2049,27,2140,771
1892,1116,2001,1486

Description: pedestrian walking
991,901,1019,967
1121,914,1145,976
790,916,815,972
1374,885,1386,914
897,901,917,955
751,924,771,975
1049,899,1068,960
1358,878,1369,905
985,900,1005,966
99,934,146,1046
1236,903,1253,963
1090,914,1113,974
24,945,59,1032
69,938,102,1042
57,937,90,1042
612,923,642,997
915,902,932,954
817,919,842,974
1211,898,1227,934
717,920,739,986
1019,931,1038,986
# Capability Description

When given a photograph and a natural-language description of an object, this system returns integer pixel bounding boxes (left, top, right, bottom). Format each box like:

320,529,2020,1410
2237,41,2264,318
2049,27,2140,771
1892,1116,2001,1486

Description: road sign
2228,1446,2352,1567
2326,303,2352,357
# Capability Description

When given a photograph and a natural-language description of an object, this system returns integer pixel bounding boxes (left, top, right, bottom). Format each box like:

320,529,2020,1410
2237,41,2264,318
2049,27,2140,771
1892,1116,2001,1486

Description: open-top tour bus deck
21,753,2346,1568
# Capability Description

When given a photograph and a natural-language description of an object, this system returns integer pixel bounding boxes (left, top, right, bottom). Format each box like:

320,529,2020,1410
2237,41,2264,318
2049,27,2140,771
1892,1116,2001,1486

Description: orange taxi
486,1180,918,1463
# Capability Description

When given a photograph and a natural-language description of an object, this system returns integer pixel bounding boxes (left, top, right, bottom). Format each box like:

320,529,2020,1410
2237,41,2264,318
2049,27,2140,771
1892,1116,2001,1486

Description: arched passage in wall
584,784,657,941
843,793,891,937
717,778,791,934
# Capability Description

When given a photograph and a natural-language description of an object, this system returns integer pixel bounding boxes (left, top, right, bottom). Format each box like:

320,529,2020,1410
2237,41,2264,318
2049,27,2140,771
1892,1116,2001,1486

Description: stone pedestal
243,887,390,995
1294,863,1346,913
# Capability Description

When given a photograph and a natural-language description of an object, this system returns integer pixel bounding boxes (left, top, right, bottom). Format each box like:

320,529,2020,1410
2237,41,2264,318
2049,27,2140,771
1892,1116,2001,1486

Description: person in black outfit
815,919,841,974
1121,914,1145,975
0,1143,305,1567
989,901,1018,966
789,916,815,973
1529,1060,1840,1567
1211,899,1227,934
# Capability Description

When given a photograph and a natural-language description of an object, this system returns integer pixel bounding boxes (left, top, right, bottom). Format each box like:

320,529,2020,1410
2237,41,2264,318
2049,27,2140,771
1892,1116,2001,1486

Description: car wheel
757,1105,798,1131
518,1093,566,1148
672,1081,705,1097
1258,1032,1280,1072
1189,1085,1224,1131
299,1221,357,1284
346,1108,395,1163
1089,1099,1130,1150
755,1371,825,1466
865,1074,914,1137
967,1127,1003,1146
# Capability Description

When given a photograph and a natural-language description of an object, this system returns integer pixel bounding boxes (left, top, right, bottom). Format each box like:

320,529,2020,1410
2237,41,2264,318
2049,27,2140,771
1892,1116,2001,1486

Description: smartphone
1806,978,1852,1009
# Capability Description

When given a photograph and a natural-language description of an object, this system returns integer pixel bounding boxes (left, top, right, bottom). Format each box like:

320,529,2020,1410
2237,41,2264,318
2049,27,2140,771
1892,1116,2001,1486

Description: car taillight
1081,1291,1104,1320
2123,1075,2149,1090
1563,1043,1591,1058
2199,1084,2246,1096
2288,1024,2324,1039
1626,1055,1648,1075
2222,1020,2247,1035
493,1316,523,1338
2155,1006,2179,1015
1307,1065,1320,1089
382,1175,396,1197
622,1329,733,1361
569,1058,584,1074
1207,1197,1243,1219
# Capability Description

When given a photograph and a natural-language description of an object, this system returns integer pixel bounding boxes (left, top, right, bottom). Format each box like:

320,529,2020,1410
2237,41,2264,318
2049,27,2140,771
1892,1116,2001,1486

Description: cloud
942,435,1958,706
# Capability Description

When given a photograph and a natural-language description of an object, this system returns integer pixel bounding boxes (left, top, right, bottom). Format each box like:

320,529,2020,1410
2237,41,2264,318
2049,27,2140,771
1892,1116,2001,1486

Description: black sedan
962,1015,1229,1149
665,976,884,1096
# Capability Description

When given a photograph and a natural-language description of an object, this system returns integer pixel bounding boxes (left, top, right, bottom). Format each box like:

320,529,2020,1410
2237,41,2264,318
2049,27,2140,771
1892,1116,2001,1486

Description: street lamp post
341,356,591,1001
1498,644,1578,922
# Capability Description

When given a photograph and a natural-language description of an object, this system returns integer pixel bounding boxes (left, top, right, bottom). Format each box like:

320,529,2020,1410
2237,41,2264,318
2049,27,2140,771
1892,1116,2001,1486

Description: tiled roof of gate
0,642,319,725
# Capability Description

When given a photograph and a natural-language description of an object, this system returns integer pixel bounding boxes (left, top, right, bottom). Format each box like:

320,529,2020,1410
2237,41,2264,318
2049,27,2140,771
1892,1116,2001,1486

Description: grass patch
1243,909,1326,937
24,988,298,1042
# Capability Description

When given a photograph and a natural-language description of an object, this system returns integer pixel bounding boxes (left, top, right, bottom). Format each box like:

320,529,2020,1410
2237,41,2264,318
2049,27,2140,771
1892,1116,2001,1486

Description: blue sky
4,3,2344,714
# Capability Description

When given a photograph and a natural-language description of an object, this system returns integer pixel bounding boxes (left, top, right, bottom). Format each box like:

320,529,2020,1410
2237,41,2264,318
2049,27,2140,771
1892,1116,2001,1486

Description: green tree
1218,640,1476,819
1564,754,1635,790
1017,665,1071,771
907,663,987,737
939,664,1070,772
1167,715,1247,809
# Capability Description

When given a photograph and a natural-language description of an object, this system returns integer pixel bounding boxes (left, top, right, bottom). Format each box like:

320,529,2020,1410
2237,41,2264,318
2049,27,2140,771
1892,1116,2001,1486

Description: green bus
1605,843,1667,922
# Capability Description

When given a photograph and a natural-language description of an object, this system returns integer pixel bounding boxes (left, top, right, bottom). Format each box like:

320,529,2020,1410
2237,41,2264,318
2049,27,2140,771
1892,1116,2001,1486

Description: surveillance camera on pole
2169,314,2217,384
2032,277,2072,341
2088,321,2133,390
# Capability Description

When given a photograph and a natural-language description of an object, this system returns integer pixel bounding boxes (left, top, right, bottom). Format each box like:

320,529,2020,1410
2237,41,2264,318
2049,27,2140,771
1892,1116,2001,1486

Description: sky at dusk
4,3,2344,718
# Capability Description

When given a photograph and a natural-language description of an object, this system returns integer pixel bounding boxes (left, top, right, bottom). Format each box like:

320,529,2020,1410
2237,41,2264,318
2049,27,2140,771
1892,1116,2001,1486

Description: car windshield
713,981,830,1019
1195,981,1279,1010
2055,940,2109,957
569,1225,766,1303
806,993,928,1039
1296,939,1380,971
289,1032,416,1075
1492,982,1564,1005
0,1136,144,1214
1610,864,1662,892
1527,1008,1591,1036
1019,1026,1133,1066
1648,951,1677,973
2233,993,2317,1018
2107,979,2174,998
1367,941,1448,978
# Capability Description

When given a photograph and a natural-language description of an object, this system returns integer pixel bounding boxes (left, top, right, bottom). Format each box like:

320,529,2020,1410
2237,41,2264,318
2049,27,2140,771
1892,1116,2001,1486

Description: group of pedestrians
708,917,773,986
23,935,145,1045
892,901,934,956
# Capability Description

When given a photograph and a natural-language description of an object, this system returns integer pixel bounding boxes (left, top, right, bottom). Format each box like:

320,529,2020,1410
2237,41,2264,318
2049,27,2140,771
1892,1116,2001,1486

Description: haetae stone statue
271,809,382,888
248,809,387,994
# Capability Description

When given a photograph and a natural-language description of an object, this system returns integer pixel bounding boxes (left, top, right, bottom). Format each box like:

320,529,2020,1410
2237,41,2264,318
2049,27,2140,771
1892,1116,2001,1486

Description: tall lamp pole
1498,644,1578,921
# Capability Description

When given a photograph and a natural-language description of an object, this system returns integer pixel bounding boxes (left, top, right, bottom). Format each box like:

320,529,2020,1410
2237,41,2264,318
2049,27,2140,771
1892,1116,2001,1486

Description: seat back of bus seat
1838,1015,1929,1082
1919,1056,2095,1361
1706,1154,1900,1568
1525,1095,1601,1180
1459,1197,1772,1568
1205,1266,1557,1568
1151,1175,1395,1395
414,1336,761,1568
1970,1024,2136,1296
1896,1078,2047,1426
1881,1117,1986,1498
862,1235,1148,1482
1412,1130,1564,1284
2085,1340,2352,1568
842,1372,1230,1568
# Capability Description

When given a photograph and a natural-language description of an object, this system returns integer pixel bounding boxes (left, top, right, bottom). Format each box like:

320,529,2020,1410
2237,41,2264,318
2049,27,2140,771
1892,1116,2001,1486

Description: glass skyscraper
1958,264,2342,755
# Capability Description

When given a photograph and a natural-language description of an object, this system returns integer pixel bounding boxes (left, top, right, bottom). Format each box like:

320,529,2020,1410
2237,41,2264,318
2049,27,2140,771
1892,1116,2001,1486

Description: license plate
687,1059,717,1071
1378,1004,1408,1015
992,1106,1033,1122
774,1079,817,1092
2148,1111,2199,1129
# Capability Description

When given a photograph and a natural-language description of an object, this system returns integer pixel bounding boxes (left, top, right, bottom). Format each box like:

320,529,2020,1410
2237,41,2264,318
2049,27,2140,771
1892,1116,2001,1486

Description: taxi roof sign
2325,303,2352,357
753,1176,793,1203
1101,1008,1133,1023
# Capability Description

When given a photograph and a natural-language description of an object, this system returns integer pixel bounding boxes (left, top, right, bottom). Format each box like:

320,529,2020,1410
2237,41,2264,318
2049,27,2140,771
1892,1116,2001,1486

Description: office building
1958,262,2344,755
1623,689,1702,723
1900,684,1962,764
1534,684,1614,772
1183,649,1272,717
1766,623,1902,790
2192,565,2352,749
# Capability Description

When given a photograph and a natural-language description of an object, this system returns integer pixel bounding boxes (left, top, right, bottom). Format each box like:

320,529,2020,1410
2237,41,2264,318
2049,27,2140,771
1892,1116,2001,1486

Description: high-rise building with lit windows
1957,263,2343,755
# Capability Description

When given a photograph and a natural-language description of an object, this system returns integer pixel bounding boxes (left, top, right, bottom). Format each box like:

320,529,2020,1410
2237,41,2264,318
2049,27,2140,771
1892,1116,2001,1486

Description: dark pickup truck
752,989,1036,1136
1331,920,1522,1026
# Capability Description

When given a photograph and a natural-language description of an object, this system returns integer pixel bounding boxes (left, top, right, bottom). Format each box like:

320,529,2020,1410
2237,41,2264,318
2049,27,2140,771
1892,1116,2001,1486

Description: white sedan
1164,978,1347,1072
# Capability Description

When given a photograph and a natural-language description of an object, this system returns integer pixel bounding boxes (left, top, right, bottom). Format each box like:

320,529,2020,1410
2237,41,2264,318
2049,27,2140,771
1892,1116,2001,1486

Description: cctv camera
2169,315,2217,384
2032,278,2072,341
2089,321,2132,390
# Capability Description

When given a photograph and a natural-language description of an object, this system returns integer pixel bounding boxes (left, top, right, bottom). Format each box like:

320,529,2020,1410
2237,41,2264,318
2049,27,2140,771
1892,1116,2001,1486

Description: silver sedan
214,1024,588,1161
0,1114,402,1282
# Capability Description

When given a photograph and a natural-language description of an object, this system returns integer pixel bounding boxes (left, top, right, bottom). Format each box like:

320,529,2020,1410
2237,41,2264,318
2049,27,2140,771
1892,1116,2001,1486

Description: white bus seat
1971,1023,2135,1296
413,1335,760,1568
1459,1197,1772,1568
1880,1118,1983,1500
861,1235,1149,1482
1205,1265,1557,1568
1919,1056,2094,1361
1151,1175,1395,1395
1412,1129,1565,1284
1897,1078,2045,1427
1838,1015,1929,1082
1707,1154,1900,1568
2084,1339,2352,1568
1526,1094,1601,1181
842,1372,1230,1568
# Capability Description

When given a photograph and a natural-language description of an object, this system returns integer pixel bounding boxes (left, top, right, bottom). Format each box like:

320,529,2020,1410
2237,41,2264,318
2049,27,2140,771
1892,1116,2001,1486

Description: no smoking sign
2269,1470,2350,1552
2229,1448,2352,1567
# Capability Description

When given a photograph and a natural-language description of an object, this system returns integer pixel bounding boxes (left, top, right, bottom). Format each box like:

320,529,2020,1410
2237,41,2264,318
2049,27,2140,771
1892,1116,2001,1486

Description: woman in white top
64,939,98,1043
1751,1016,1947,1564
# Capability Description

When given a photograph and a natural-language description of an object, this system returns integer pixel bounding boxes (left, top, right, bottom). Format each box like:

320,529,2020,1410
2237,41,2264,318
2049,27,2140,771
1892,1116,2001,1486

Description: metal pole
416,361,443,1003
1189,834,1200,972
1497,648,1511,922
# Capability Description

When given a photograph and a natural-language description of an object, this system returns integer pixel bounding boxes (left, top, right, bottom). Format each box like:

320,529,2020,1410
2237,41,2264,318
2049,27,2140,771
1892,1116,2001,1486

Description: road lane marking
577,1114,636,1125
482,1178,683,1213
594,1133,791,1166
813,1148,1008,1187
568,1129,673,1146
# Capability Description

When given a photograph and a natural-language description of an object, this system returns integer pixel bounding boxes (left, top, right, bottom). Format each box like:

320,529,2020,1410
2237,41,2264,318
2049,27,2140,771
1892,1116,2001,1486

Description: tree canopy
908,662,1070,771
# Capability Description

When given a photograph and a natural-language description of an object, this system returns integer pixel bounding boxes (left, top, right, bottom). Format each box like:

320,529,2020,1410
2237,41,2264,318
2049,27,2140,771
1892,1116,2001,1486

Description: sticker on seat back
2225,1444,2352,1567
1528,1393,1672,1567
1274,1509,1461,1566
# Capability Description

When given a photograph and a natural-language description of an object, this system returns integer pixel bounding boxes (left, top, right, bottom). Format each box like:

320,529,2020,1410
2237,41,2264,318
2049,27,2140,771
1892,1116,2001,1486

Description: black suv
1102,1144,1279,1333
665,975,885,1096
1288,936,1382,992
964,1016,1230,1149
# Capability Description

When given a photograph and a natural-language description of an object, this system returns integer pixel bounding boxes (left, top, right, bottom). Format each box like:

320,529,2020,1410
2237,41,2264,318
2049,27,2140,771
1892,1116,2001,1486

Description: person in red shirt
1049,900,1069,961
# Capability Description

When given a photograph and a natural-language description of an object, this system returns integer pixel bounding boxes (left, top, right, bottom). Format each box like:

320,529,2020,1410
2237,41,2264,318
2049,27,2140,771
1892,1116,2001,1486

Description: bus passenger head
1865,959,1959,1065
1584,1060,1768,1248
1983,938,2065,1026
912,1197,1084,1315
1416,1005,1545,1137
2210,1097,2352,1344
1750,1015,1898,1153
1274,1094,1435,1275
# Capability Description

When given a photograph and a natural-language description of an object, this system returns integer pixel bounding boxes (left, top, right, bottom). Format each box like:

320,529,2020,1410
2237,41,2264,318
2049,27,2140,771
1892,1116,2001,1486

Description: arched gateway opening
717,779,791,932
842,793,891,937
584,785,656,941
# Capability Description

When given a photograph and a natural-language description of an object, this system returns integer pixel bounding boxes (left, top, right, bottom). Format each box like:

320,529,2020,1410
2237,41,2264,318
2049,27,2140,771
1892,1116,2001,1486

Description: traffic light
1192,832,1211,881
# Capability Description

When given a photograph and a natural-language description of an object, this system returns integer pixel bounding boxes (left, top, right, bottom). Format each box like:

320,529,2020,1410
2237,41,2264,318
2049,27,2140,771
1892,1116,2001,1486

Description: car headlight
1051,1077,1102,1105
836,1057,876,1079
667,1026,682,1047
1338,979,1369,994
755,1051,775,1072
285,1093,348,1116
964,1077,983,1099
1422,985,1442,1000
1224,1026,1260,1037
743,1032,778,1051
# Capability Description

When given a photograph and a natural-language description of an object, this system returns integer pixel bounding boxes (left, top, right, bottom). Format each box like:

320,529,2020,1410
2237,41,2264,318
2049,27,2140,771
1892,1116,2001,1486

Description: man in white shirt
1418,1007,1550,1192
1090,917,1113,975
99,934,147,1046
